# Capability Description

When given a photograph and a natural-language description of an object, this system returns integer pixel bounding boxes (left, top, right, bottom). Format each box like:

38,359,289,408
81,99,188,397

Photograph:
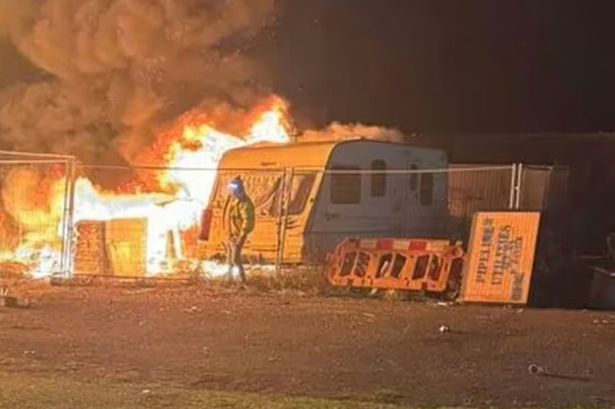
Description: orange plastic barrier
327,238,465,295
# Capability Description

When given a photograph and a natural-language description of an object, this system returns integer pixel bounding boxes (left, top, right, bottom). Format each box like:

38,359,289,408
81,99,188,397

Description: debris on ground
0,287,31,309
528,363,592,381
592,319,611,325
183,306,202,313
528,364,545,375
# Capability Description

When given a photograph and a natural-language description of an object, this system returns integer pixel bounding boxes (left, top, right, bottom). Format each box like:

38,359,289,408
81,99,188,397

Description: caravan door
405,163,439,236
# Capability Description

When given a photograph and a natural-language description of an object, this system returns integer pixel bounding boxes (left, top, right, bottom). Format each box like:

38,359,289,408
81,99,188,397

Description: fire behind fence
0,151,75,278
0,157,568,279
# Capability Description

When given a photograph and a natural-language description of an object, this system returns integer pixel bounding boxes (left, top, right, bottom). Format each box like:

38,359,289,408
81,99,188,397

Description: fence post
64,159,77,278
59,159,71,275
509,163,517,210
515,163,524,210
58,158,76,277
275,168,287,275
279,167,294,271
542,166,553,209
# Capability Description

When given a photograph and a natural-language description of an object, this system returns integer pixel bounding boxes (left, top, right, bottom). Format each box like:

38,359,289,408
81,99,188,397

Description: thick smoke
0,0,275,163
300,122,406,143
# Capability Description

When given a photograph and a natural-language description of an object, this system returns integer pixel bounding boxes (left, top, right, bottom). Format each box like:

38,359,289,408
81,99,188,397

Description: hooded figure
223,177,255,281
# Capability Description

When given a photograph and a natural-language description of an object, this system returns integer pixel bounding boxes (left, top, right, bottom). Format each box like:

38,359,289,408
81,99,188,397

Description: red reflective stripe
376,239,394,250
408,240,428,251
356,238,445,252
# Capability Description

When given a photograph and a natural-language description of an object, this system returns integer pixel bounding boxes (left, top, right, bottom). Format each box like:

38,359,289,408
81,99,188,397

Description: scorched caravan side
201,139,449,263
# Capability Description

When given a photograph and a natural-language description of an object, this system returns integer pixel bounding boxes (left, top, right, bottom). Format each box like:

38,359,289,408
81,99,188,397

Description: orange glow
0,96,293,277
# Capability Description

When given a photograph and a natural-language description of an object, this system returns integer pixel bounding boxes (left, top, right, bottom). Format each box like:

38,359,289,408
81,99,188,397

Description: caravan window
370,160,387,197
420,173,434,206
254,173,316,217
234,173,283,217
218,172,316,217
287,173,317,215
330,166,361,204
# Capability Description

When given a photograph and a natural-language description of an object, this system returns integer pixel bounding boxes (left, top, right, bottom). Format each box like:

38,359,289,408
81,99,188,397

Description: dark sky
273,0,615,134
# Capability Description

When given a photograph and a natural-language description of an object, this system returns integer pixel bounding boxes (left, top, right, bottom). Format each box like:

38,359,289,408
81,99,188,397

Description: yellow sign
460,212,541,304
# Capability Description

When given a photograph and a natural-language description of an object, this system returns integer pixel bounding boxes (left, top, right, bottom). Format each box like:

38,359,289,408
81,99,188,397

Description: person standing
224,177,255,282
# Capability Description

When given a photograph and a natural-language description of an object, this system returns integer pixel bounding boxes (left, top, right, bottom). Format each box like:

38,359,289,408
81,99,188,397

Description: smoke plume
0,0,275,163
300,122,406,143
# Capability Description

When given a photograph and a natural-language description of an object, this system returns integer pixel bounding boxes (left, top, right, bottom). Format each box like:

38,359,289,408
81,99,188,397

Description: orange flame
158,95,293,204
0,96,293,277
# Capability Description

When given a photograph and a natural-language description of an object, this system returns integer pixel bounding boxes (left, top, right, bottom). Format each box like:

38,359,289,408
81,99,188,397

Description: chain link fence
0,156,569,279
0,151,76,278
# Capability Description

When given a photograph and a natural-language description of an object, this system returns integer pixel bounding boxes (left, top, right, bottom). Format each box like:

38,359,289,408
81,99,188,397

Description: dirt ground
1,281,615,408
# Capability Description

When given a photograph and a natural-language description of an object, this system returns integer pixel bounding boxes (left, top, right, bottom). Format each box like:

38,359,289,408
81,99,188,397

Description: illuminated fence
0,158,569,279
448,165,516,218
0,151,76,277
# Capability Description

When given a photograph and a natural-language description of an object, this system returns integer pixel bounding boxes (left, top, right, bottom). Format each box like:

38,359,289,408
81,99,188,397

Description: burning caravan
201,139,449,263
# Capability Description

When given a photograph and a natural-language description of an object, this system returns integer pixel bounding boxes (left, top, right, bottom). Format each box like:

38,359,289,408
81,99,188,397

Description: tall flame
0,97,293,278
159,96,292,205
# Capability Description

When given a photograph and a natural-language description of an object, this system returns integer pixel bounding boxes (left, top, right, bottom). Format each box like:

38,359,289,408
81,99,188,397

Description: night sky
274,0,615,134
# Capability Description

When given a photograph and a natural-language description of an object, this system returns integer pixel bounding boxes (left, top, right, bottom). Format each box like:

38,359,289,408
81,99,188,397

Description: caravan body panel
204,141,335,263
306,141,448,260
203,140,448,263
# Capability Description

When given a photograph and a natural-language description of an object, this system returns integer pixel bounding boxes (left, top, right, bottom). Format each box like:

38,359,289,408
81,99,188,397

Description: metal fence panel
448,165,516,218
519,165,569,211
0,151,75,278
1,157,565,278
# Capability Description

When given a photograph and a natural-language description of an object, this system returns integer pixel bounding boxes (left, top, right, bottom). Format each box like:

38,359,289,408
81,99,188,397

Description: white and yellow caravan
201,139,448,263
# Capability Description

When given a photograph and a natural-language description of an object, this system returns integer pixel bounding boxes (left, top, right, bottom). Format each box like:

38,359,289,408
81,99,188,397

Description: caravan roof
219,140,337,170
218,139,443,171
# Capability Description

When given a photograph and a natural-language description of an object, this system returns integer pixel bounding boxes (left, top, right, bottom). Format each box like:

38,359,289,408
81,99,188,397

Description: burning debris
74,221,108,276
